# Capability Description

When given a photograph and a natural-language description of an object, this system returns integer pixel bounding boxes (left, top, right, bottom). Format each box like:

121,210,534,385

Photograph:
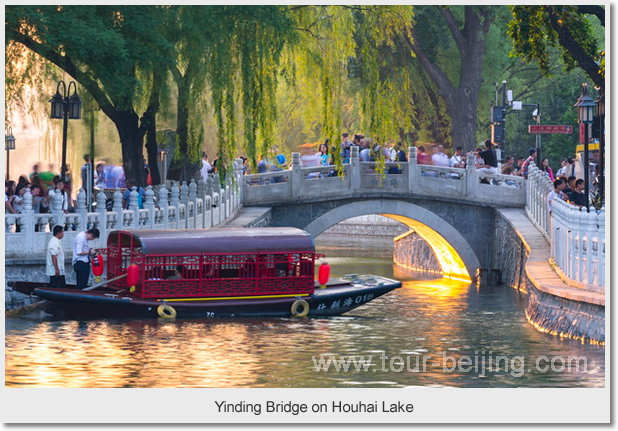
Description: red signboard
528,125,573,134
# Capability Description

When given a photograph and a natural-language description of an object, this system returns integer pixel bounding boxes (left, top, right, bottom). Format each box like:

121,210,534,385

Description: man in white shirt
547,178,567,214
200,152,212,182
450,146,465,168
46,225,66,288
359,138,371,162
431,145,450,167
72,228,100,289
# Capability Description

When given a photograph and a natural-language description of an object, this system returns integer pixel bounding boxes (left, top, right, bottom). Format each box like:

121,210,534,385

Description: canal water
5,235,605,388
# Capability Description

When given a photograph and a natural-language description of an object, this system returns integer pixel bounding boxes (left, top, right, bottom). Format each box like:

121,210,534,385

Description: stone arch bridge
242,149,525,281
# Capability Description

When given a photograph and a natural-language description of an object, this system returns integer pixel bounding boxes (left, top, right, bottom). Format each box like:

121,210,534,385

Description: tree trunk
145,121,161,185
112,111,147,187
406,6,493,153
449,100,478,152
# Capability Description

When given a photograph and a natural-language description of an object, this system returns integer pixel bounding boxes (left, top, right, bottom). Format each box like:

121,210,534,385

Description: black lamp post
574,83,596,211
50,81,82,182
594,90,605,204
5,127,16,181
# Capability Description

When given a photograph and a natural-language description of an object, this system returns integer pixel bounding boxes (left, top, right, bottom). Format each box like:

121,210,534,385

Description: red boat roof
107,227,315,255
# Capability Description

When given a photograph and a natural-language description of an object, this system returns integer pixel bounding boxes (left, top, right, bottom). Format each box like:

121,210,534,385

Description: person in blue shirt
123,179,145,209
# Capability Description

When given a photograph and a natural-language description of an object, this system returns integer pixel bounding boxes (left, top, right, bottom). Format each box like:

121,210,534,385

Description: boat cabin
104,228,318,299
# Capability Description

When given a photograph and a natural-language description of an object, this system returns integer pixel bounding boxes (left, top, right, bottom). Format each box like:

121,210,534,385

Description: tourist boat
25,228,401,319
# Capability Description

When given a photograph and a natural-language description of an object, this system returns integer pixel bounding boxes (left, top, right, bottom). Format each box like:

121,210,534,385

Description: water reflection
5,236,604,388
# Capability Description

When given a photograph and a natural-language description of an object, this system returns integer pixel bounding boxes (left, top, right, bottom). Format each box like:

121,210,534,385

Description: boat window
258,253,314,278
202,254,258,279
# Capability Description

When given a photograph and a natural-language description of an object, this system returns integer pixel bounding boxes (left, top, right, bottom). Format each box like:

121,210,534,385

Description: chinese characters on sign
528,125,573,134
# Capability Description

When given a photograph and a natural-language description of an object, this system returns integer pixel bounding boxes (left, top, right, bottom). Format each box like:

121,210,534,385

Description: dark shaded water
5,236,604,388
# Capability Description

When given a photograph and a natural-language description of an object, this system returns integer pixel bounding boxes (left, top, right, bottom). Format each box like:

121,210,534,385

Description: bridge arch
302,199,480,281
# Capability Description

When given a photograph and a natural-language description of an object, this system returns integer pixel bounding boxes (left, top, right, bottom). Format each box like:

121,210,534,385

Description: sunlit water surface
5,235,604,388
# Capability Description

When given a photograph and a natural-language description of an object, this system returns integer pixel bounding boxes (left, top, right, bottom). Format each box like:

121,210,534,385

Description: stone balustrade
243,146,525,206
5,159,244,255
525,162,605,288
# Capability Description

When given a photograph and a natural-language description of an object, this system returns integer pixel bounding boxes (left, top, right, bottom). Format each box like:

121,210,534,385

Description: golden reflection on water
6,320,263,388
383,214,471,282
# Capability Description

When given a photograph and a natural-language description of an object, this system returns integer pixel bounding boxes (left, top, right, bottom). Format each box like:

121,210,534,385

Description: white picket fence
525,163,605,288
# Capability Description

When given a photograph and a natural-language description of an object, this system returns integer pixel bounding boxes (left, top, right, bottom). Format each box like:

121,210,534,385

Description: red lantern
91,254,104,277
127,264,140,287
318,262,330,286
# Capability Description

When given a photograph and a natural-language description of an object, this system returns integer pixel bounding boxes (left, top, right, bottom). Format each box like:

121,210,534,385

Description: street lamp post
5,127,16,181
575,83,596,211
49,81,82,183
594,91,605,205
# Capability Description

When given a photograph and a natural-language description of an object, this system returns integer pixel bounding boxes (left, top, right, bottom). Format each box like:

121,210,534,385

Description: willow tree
6,6,175,186
163,6,297,179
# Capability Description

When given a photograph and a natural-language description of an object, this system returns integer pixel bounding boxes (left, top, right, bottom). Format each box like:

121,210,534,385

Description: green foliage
6,5,605,182
507,6,604,85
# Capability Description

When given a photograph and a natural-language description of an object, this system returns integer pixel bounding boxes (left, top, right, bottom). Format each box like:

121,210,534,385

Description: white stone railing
525,162,605,288
5,159,244,255
524,163,553,238
550,197,605,289
243,147,525,206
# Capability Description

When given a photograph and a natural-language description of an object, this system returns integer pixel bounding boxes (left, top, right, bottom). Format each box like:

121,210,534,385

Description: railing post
584,208,595,284
144,185,156,229
234,158,243,207
197,177,206,228
564,202,575,278
95,191,108,241
188,180,197,228
350,145,360,192
291,152,302,199
597,209,605,286
407,147,418,192
128,186,140,229
159,185,169,229
465,153,476,197
170,182,180,229
21,188,34,253
113,188,124,230
212,173,222,224
51,189,65,232
74,187,86,232
573,208,584,282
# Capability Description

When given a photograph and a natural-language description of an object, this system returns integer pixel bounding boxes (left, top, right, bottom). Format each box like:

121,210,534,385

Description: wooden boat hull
29,275,401,319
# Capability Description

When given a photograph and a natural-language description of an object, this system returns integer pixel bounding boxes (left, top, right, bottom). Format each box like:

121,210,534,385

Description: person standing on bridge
340,133,352,163
547,178,567,215
200,152,212,182
521,148,536,179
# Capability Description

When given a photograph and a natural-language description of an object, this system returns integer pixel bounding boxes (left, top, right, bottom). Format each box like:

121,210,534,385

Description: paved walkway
223,206,271,228
498,208,604,307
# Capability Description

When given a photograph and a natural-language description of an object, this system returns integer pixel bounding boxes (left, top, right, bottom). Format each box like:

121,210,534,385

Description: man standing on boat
46,225,66,288
72,227,100,289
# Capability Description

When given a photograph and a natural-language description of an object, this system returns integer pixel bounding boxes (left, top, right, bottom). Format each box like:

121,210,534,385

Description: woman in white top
48,178,69,213
12,185,27,213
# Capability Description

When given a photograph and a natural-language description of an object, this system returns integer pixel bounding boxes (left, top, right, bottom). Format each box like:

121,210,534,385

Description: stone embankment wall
322,215,409,237
392,231,442,274
5,254,68,310
494,209,604,343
